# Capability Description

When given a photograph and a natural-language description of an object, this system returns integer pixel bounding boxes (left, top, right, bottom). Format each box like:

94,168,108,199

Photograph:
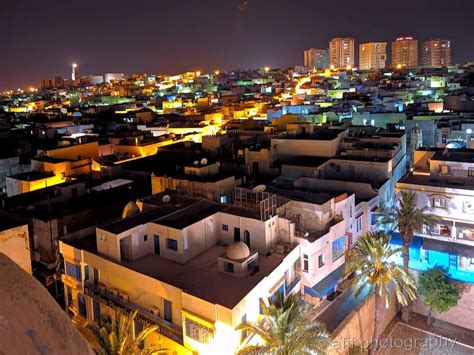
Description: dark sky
1,0,473,90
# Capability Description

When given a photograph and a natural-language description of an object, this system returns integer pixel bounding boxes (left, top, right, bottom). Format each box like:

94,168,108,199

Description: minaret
72,63,78,81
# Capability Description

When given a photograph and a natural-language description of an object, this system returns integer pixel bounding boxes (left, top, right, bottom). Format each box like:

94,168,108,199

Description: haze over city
1,0,474,90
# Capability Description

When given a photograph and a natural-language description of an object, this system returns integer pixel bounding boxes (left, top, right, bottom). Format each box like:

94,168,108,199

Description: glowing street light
214,70,220,76
196,71,201,77
264,66,270,73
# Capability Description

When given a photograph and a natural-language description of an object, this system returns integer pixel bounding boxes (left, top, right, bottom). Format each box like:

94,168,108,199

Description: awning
423,239,474,258
310,265,344,298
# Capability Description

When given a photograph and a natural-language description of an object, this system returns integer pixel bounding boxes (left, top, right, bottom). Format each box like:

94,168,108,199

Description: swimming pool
389,233,474,284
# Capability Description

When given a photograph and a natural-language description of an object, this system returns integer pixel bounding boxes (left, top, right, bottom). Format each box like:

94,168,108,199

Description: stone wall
329,291,397,354
413,282,474,331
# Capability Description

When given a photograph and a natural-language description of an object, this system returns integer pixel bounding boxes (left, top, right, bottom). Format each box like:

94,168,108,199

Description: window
440,165,449,174
222,224,229,231
143,234,148,241
166,238,178,251
356,217,362,232
469,168,474,177
185,317,214,344
67,288,73,306
65,261,82,281
303,254,309,272
463,200,474,214
84,265,89,281
164,300,172,322
241,314,247,341
271,284,285,302
224,262,234,273
247,258,256,272
433,197,446,208
318,254,325,268
332,236,345,262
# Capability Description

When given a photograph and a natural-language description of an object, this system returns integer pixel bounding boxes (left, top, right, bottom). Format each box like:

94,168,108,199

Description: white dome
226,242,250,260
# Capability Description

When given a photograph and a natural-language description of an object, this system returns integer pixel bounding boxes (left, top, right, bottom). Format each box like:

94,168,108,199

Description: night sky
1,0,473,90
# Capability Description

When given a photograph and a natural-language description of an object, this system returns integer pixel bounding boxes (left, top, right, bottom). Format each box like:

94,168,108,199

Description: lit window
468,168,474,177
433,197,446,208
440,165,450,174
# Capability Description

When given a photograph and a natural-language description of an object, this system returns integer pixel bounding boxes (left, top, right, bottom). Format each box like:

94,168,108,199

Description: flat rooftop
431,149,474,163
8,170,54,181
399,174,474,191
0,217,24,232
121,244,292,309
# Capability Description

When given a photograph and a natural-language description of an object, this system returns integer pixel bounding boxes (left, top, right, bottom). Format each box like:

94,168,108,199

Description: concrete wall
413,281,474,331
330,291,398,355
0,224,31,274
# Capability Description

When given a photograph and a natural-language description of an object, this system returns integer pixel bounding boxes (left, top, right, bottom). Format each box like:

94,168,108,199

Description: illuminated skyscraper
304,48,329,69
359,42,387,70
71,63,78,81
329,38,355,69
391,37,418,69
422,39,451,67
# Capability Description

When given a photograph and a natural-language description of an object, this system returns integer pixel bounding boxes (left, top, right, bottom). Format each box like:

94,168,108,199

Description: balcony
84,281,183,344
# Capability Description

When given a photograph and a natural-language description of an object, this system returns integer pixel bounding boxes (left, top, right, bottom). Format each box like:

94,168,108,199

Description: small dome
226,242,250,260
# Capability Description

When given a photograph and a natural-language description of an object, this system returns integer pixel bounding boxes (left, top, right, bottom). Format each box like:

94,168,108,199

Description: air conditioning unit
110,288,119,297
119,292,129,302
149,306,160,317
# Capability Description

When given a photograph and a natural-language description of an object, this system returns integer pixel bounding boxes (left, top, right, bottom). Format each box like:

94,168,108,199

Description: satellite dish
162,195,171,203
194,160,200,166
252,184,267,193
200,158,208,165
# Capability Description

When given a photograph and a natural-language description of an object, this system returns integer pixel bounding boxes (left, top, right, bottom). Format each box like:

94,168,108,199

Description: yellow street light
214,70,220,76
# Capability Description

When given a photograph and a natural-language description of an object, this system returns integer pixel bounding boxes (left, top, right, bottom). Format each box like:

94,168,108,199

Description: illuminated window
440,165,450,174
433,197,446,208
332,236,345,262
185,317,213,344
468,168,474,177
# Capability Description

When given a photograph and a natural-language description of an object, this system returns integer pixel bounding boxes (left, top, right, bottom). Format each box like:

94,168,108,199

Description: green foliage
86,308,167,355
236,293,332,355
344,231,417,308
377,191,437,248
418,267,460,313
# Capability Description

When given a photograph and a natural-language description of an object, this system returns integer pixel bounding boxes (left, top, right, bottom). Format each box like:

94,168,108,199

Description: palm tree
378,191,436,272
344,231,417,355
87,308,168,355
236,293,332,355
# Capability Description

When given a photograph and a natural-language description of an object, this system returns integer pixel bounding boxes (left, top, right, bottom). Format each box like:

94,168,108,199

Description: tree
377,191,436,272
87,308,168,355
235,293,332,355
418,267,460,325
344,231,417,355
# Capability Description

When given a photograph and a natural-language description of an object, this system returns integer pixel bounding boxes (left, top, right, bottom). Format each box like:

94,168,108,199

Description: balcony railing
84,281,183,344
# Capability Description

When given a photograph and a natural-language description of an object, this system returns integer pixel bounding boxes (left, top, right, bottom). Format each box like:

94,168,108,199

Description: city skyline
1,0,474,90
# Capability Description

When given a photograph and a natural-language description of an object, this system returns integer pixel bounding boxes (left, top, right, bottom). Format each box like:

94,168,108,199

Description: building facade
329,38,355,69
422,39,451,67
359,42,387,70
304,48,329,69
392,37,418,69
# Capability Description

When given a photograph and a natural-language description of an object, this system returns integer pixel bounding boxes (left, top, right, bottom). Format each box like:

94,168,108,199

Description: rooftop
399,174,474,191
121,244,292,309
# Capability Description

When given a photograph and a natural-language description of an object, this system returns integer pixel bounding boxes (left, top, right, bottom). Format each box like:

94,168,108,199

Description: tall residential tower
359,42,387,70
422,39,451,67
392,37,418,69
329,38,355,69
304,48,329,69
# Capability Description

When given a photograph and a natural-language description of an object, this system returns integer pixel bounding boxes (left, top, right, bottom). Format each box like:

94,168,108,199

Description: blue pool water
389,233,474,284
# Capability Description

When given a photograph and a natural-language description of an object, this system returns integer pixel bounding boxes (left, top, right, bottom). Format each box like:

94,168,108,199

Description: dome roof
226,242,250,260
